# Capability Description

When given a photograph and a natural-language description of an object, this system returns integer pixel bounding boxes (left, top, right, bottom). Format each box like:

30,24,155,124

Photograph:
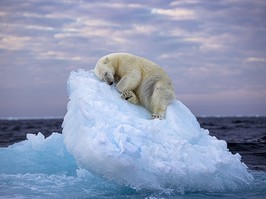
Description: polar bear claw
121,90,139,104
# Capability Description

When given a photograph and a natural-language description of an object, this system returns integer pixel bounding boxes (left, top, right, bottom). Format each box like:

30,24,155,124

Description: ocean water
0,117,265,199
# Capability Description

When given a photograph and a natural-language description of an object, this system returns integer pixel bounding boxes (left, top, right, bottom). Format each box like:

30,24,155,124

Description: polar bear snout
103,72,114,85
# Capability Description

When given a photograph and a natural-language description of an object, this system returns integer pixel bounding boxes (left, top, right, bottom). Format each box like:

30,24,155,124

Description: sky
0,0,265,118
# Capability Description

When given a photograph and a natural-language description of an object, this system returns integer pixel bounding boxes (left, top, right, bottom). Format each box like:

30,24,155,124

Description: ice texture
62,69,253,192
0,132,76,175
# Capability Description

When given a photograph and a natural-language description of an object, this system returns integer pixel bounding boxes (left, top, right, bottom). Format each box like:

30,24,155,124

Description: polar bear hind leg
151,102,167,119
151,82,174,119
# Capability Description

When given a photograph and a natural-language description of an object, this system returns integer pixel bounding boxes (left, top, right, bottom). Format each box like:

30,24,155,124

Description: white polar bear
94,53,175,119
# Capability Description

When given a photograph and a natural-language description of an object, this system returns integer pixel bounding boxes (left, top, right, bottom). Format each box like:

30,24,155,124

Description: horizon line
1,114,266,120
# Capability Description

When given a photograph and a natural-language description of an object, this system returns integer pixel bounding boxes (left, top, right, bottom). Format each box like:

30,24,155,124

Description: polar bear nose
109,81,113,85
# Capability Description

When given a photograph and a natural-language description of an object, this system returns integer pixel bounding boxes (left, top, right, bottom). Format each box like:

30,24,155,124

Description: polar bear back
111,53,168,79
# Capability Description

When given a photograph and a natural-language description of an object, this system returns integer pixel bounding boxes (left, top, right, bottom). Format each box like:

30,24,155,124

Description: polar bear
94,53,175,119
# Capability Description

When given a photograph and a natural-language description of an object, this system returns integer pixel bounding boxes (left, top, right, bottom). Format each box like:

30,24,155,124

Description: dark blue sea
0,117,266,198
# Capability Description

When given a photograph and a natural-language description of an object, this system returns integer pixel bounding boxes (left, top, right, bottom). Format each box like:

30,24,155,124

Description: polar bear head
94,56,115,85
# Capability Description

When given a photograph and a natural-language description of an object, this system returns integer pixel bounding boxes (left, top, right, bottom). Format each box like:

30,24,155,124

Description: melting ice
62,69,253,192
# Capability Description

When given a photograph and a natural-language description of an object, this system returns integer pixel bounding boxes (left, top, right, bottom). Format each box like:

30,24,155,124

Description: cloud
0,0,265,117
244,57,266,63
0,34,31,50
38,51,83,61
151,8,196,20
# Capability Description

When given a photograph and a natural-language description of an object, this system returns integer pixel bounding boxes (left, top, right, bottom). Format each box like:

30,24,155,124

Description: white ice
62,69,253,192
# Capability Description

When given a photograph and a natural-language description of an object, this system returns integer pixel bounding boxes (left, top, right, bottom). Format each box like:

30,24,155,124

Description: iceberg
62,69,253,193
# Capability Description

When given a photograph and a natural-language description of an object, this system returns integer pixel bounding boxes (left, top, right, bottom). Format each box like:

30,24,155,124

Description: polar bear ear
103,56,109,64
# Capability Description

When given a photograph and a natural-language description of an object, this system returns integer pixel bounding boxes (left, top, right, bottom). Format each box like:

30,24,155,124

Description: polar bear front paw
114,75,121,84
121,91,139,104
121,90,133,100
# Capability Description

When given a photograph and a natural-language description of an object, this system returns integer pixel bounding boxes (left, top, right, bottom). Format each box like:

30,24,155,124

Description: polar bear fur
94,53,175,119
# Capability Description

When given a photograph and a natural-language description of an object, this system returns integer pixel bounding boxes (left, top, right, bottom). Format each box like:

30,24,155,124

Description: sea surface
0,117,266,198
